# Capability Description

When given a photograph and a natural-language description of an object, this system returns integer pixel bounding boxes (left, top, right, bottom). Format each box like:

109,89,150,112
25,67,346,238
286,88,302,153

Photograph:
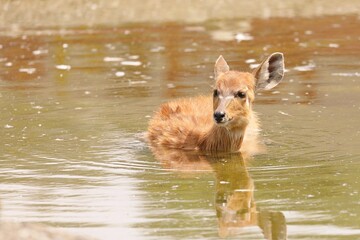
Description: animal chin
214,117,233,126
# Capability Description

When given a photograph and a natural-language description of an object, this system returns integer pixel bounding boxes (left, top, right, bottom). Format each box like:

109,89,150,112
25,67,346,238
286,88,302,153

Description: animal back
147,96,213,150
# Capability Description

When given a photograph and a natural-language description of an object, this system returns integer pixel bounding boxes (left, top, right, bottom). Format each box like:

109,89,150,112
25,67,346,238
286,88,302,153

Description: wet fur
148,72,261,153
147,52,284,153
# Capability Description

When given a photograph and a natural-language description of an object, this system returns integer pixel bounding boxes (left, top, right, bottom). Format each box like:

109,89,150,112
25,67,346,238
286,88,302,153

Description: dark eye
236,91,246,98
213,89,219,97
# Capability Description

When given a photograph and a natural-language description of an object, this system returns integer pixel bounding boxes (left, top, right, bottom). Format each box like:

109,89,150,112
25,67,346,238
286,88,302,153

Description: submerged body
148,53,285,153
148,95,260,153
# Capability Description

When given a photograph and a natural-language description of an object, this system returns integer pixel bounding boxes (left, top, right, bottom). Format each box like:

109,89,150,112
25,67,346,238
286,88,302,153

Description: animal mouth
214,117,233,126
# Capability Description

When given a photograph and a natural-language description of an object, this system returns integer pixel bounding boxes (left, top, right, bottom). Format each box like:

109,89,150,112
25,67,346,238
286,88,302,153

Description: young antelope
147,53,285,153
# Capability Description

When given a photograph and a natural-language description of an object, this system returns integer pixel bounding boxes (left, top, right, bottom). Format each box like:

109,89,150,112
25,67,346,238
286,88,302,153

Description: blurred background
1,0,360,29
1,1,360,240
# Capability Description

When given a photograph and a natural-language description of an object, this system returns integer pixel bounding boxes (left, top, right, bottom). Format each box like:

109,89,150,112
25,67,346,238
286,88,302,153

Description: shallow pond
1,15,360,239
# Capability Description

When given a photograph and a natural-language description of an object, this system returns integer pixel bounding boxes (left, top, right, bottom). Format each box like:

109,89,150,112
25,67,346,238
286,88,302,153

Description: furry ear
253,52,285,91
214,55,230,79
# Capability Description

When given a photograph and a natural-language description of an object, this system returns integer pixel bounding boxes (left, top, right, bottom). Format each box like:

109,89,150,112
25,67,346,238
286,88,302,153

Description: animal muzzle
213,111,226,124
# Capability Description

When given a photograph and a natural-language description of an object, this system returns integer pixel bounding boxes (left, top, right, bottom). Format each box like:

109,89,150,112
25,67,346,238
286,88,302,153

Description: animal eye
236,91,246,98
213,89,219,97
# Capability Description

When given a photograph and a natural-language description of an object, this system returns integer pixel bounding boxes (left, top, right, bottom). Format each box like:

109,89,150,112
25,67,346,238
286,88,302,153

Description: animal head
212,53,285,129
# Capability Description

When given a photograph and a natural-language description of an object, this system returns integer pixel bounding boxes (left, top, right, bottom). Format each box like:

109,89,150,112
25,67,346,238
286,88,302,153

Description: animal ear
214,55,230,79
253,52,285,91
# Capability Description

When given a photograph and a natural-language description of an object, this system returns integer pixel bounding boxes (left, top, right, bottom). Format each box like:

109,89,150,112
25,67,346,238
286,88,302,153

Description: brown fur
148,71,261,153
148,53,284,153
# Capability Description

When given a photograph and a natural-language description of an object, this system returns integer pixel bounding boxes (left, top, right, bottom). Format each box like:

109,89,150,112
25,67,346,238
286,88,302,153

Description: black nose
213,111,225,123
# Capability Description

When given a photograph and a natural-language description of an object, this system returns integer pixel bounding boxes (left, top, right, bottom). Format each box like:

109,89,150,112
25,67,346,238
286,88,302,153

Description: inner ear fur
253,52,285,91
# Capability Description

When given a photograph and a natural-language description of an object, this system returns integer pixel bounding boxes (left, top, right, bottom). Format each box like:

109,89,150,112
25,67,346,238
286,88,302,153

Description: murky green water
1,15,359,239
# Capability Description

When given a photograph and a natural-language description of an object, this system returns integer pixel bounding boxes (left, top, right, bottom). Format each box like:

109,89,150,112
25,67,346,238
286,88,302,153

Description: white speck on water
32,49,48,55
235,33,253,42
293,62,316,72
5,62,12,67
245,59,256,64
62,43,69,49
234,189,252,192
171,185,179,190
329,43,339,48
115,71,125,77
145,115,151,118
38,124,42,127
55,138,64,141
167,83,175,88
84,91,91,95
4,124,14,129
128,55,139,60
219,181,230,185
129,80,147,85
121,61,142,66
305,30,313,35
278,111,292,116
307,194,315,198
56,65,71,70
32,105,43,109
332,72,360,77
19,68,36,74
103,57,123,62
282,98,289,101
250,63,260,69
150,46,165,52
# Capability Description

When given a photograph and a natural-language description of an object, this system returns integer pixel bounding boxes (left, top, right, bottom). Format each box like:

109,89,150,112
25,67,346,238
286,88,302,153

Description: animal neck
199,124,246,152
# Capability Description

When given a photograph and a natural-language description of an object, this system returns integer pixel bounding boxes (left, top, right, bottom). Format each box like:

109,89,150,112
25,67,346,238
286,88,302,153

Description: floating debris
128,80,147,85
166,83,175,88
128,55,139,60
245,59,256,64
19,68,36,74
249,63,260,69
55,65,71,70
235,33,253,42
32,49,48,55
150,46,165,52
278,111,292,117
121,61,141,66
329,43,339,48
293,63,316,72
332,72,360,77
103,57,123,62
115,71,125,77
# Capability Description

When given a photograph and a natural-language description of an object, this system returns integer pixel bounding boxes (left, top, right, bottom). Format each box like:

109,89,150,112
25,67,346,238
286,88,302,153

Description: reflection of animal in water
213,154,286,239
148,53,285,153
149,146,287,239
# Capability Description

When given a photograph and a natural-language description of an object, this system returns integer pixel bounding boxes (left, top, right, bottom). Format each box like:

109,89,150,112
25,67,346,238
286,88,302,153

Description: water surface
1,15,360,239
